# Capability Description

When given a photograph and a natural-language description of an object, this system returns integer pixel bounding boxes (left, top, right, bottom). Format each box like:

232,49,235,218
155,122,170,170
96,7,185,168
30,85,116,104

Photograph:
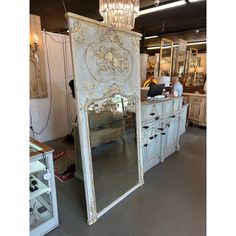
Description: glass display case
30,139,59,236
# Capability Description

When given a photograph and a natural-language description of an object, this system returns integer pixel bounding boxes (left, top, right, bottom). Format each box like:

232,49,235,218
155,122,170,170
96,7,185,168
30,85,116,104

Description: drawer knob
171,115,175,118
150,113,155,116
143,126,149,129
158,128,164,131
154,134,157,138
155,117,159,120
161,133,166,135
149,136,154,140
144,143,148,147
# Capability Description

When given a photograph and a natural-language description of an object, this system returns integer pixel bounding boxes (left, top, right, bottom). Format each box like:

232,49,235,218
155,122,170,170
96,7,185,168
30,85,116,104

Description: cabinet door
188,101,202,121
179,104,189,136
142,121,161,172
164,98,182,116
30,153,59,236
141,103,163,123
162,117,178,159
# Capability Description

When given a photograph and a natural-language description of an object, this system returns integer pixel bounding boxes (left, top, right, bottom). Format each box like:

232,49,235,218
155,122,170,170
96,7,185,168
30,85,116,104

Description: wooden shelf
30,176,50,200
30,161,46,174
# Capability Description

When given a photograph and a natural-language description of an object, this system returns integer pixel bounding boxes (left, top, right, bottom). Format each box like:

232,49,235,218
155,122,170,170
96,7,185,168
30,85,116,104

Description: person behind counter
171,75,183,96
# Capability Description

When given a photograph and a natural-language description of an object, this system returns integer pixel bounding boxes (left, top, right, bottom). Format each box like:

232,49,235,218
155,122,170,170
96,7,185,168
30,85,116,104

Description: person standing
171,76,183,96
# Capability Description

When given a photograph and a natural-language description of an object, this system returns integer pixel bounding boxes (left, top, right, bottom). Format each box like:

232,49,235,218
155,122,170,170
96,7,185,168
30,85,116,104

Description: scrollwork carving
99,27,123,46
104,83,122,97
70,20,81,34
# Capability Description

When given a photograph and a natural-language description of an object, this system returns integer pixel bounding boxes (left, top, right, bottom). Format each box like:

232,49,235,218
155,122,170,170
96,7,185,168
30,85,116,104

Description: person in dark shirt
69,79,75,98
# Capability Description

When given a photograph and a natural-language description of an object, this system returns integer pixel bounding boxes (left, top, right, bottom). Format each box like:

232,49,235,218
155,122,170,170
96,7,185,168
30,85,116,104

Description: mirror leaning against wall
88,95,139,213
66,12,144,225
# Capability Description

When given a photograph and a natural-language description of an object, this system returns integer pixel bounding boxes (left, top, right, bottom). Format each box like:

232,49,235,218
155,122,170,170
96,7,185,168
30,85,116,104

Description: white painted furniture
141,97,188,172
73,97,188,178
30,139,59,236
183,92,206,126
66,12,144,225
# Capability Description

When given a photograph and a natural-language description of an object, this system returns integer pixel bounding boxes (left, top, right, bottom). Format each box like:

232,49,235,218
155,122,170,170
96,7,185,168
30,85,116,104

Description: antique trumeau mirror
188,47,198,85
176,38,187,77
66,13,144,225
159,38,173,77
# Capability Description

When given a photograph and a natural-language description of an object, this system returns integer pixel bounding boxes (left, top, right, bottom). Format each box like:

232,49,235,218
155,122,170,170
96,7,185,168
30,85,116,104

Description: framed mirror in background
159,38,173,78
176,39,187,78
87,95,140,214
188,47,198,85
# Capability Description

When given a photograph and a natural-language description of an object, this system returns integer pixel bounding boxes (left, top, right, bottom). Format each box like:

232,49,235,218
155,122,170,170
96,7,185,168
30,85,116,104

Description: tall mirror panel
159,38,173,77
87,95,139,212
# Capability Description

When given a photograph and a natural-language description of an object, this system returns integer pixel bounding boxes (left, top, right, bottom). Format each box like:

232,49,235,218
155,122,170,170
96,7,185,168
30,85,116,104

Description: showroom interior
29,0,206,236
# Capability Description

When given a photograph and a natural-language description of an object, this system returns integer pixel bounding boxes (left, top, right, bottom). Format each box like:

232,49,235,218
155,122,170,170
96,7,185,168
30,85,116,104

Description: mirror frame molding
159,38,173,77
66,12,144,225
188,47,198,85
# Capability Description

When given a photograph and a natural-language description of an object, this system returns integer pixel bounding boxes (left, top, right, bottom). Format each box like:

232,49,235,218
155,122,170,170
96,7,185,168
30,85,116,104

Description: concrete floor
46,126,206,236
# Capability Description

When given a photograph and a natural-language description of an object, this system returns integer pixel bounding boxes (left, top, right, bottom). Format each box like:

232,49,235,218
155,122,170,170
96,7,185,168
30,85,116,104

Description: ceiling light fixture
139,0,186,16
145,35,159,39
147,41,206,50
188,0,204,2
99,0,139,31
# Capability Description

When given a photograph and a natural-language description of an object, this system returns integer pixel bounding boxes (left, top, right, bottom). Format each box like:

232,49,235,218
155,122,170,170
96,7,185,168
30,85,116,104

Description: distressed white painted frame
66,12,144,225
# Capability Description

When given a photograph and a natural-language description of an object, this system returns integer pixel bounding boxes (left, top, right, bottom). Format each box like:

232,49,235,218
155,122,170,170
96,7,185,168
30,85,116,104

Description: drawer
141,121,161,146
141,103,163,122
189,97,203,102
163,99,181,115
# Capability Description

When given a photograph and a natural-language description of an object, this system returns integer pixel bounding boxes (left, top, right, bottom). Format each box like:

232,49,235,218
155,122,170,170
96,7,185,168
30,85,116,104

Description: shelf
30,176,50,200
30,161,46,174
30,197,53,230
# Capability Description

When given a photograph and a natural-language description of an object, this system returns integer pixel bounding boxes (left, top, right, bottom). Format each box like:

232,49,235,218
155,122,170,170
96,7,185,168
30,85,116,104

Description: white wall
30,32,76,142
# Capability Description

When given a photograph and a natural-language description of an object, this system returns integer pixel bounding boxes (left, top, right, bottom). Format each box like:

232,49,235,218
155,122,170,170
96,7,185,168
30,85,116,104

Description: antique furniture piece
159,38,173,77
188,47,198,85
30,14,48,99
182,92,206,126
141,97,188,172
66,13,144,225
30,139,59,236
176,38,187,77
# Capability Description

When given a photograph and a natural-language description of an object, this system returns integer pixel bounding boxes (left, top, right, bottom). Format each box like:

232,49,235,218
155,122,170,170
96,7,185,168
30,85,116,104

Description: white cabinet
141,97,187,172
30,139,59,236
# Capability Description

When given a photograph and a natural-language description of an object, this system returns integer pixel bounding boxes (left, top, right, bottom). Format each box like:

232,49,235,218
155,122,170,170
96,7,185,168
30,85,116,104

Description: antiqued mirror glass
87,95,139,212
159,38,173,77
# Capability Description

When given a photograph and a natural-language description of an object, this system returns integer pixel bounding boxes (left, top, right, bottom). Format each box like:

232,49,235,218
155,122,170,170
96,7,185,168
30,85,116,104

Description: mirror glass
159,38,173,77
87,95,139,212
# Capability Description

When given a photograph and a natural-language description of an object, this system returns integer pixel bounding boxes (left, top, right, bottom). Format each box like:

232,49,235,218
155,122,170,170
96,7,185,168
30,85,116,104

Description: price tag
44,173,51,180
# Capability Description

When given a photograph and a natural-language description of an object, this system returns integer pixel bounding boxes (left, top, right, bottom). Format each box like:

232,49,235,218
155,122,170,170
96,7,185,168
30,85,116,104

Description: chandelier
99,0,139,31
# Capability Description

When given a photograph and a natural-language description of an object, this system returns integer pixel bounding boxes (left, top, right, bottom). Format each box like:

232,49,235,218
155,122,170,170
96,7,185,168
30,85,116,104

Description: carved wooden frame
66,12,144,225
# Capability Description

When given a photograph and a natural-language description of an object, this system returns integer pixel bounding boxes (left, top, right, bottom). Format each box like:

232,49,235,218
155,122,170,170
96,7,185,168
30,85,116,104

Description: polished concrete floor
46,126,206,236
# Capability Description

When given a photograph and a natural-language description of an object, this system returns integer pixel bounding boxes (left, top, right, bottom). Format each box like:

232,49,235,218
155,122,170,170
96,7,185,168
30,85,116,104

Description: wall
30,32,76,142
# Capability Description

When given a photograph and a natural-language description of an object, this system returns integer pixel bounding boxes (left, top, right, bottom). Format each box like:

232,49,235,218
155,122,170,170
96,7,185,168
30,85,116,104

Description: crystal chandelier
99,0,139,31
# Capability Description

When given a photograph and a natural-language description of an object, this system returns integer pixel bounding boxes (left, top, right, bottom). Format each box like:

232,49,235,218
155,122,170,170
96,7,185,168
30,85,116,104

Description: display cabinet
30,139,59,236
